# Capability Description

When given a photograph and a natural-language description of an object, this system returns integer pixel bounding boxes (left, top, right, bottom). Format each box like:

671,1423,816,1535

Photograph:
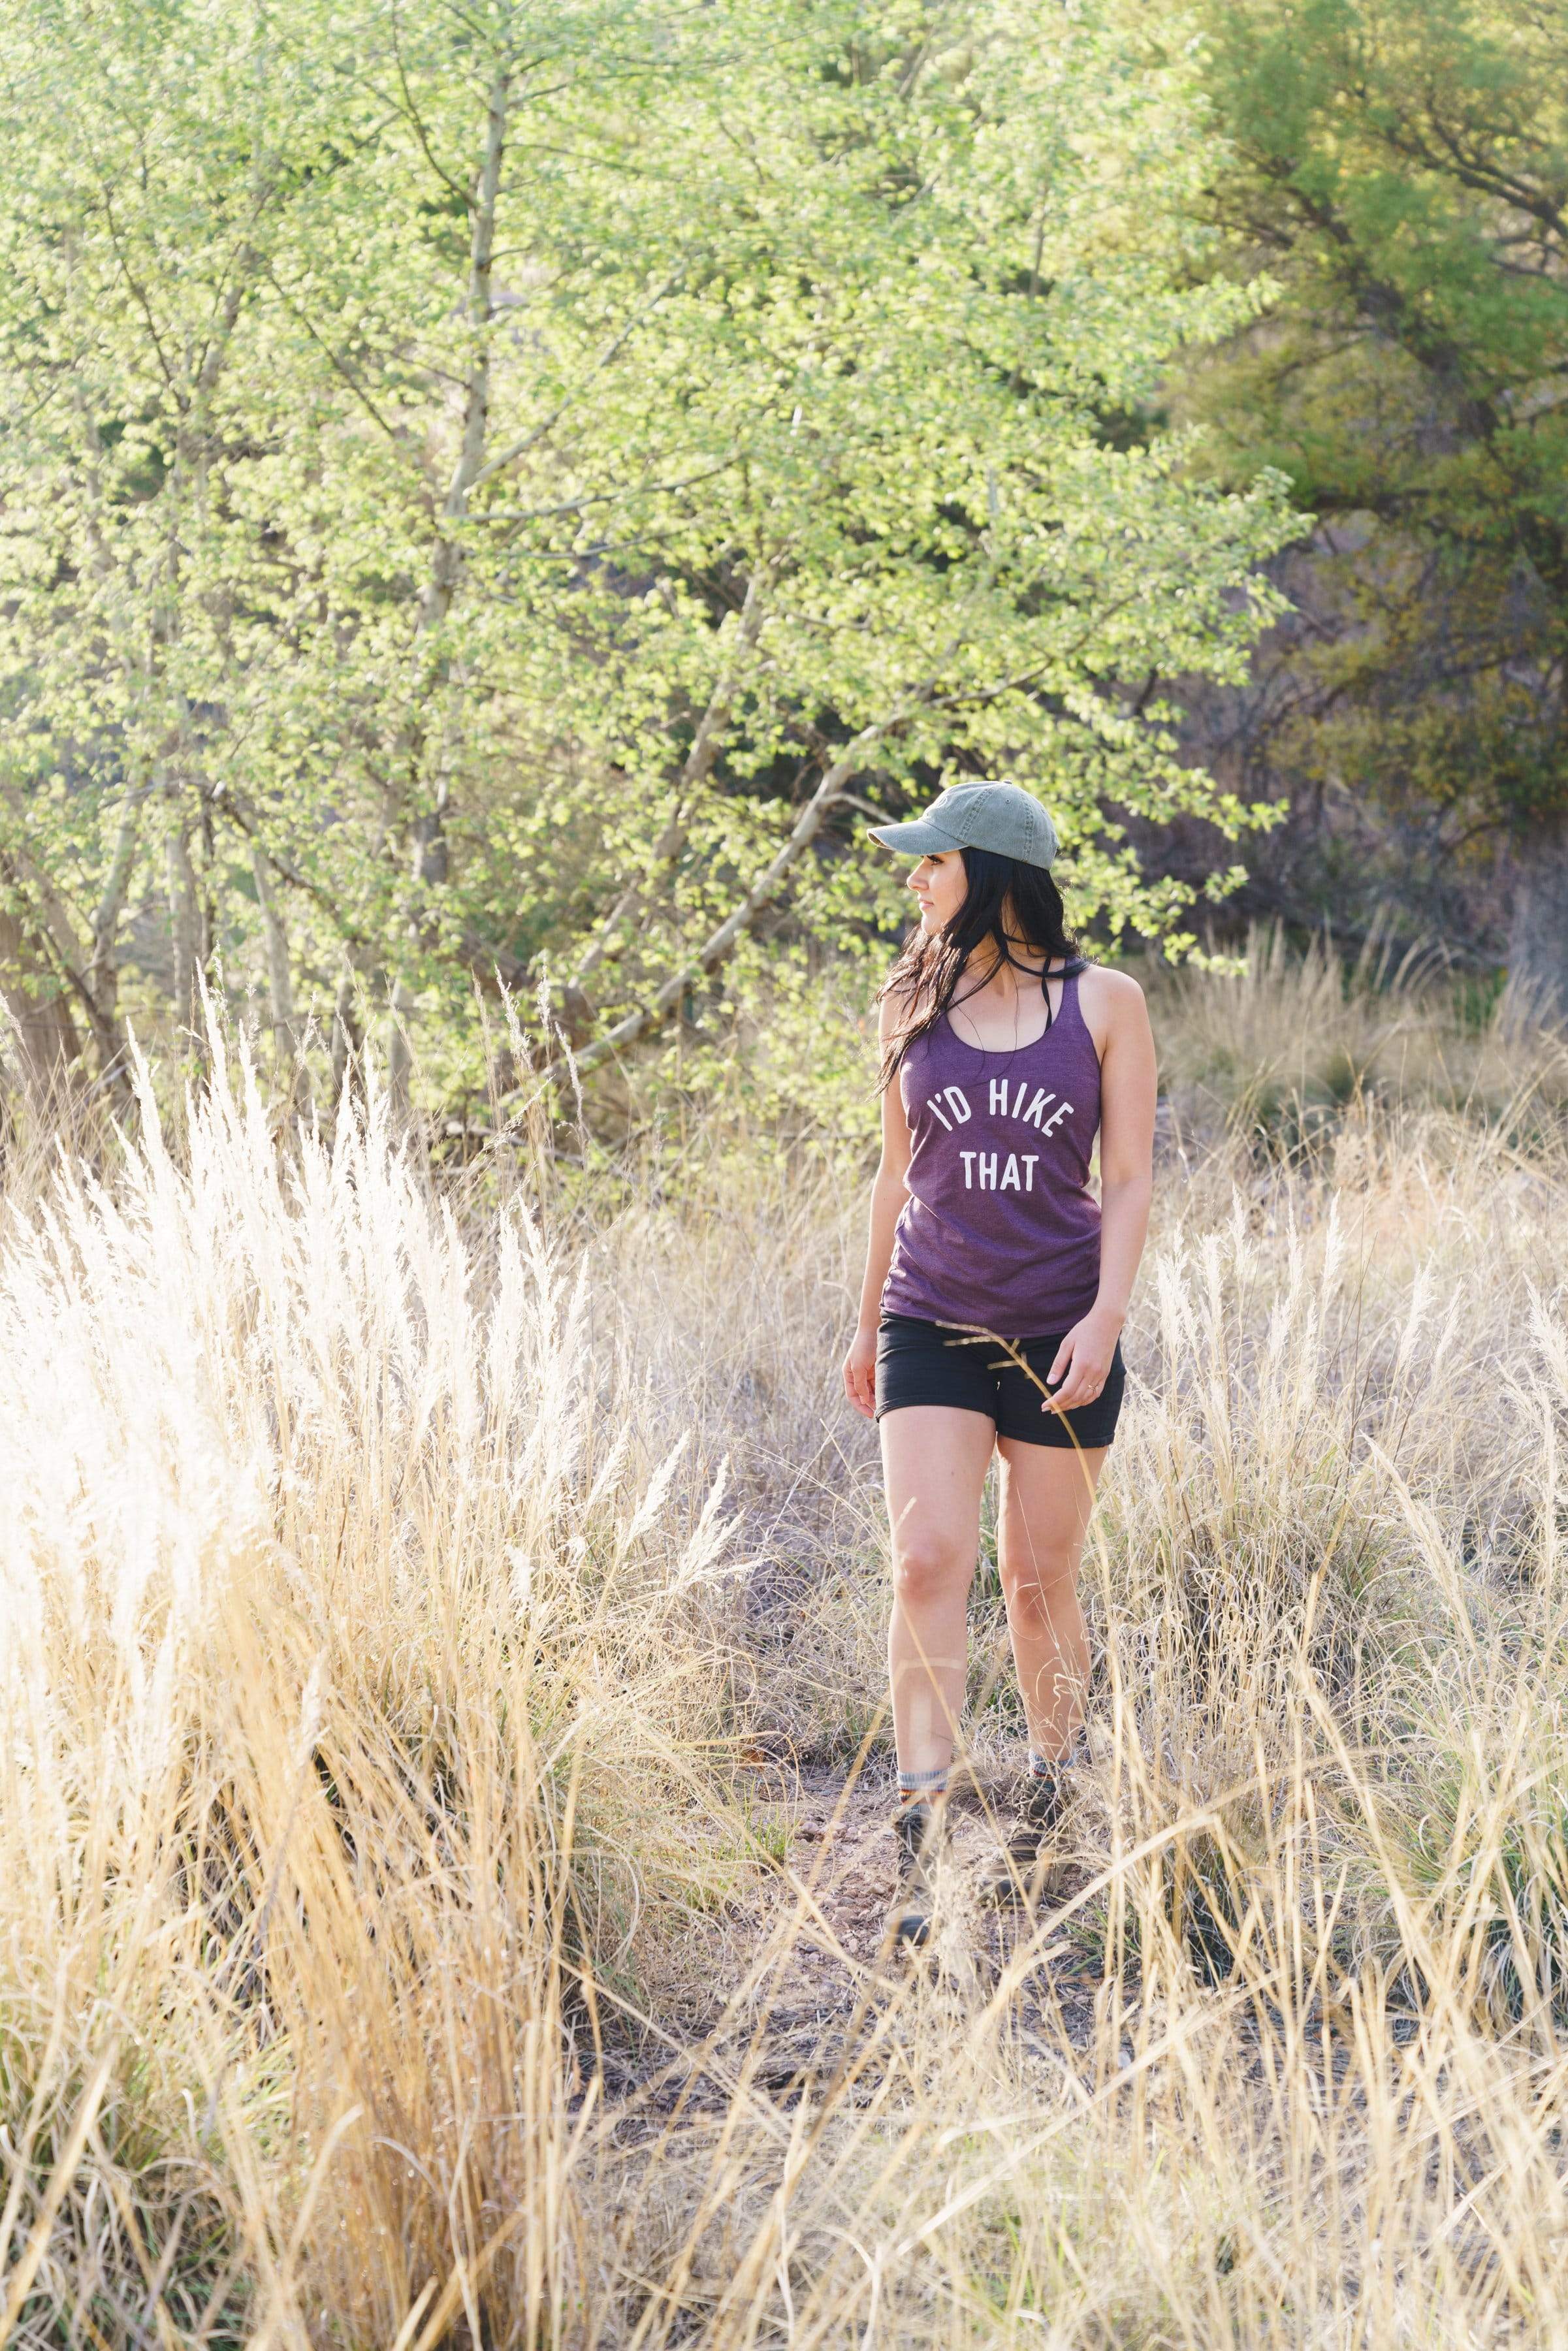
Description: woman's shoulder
1076,961,1145,1007
1075,961,1147,1057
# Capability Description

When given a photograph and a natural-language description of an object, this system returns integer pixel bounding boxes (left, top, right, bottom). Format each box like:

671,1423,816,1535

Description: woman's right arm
842,995,914,1420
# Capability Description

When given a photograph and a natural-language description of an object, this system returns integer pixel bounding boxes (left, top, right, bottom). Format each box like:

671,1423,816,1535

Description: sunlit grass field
7,935,1568,2346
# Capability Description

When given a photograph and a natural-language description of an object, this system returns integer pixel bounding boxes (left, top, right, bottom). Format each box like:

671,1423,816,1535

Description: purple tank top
880,967,1104,1337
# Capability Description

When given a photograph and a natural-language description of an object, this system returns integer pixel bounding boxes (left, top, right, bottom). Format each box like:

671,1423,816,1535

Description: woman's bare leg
879,1405,997,1784
994,1439,1108,1759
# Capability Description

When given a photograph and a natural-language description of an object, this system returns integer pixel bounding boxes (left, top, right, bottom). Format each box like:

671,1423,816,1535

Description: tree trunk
406,64,509,872
167,821,201,1045
1508,811,1568,1022
0,908,82,1112
251,843,303,1099
386,975,415,1118
388,60,510,1092
1,829,129,1092
88,799,141,1047
330,961,361,1115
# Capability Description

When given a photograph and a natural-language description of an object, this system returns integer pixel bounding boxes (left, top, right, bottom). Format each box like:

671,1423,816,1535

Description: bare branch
88,795,144,989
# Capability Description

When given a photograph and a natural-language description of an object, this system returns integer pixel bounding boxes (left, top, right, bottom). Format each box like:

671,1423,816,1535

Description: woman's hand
843,1325,878,1419
1042,1309,1121,1415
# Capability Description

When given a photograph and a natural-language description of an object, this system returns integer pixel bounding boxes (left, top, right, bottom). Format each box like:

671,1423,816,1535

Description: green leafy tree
0,0,1296,1122
505,0,1300,1081
1190,0,1568,1006
0,0,655,1105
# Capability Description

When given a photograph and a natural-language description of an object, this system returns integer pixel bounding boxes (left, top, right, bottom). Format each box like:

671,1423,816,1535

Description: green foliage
0,0,1295,1120
1189,0,1568,863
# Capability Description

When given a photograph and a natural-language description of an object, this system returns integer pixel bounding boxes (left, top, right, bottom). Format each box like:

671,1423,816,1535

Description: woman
843,780,1157,1947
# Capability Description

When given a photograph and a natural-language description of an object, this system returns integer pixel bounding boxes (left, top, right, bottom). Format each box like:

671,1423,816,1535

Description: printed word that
960,1151,1038,1192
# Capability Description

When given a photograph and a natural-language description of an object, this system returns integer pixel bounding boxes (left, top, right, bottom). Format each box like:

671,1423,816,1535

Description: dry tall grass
5,949,1568,2346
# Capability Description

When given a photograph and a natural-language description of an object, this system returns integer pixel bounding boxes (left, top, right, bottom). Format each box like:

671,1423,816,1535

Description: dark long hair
874,845,1085,1094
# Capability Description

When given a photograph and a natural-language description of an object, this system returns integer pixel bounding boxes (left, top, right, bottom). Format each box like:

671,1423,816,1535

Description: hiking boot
888,1799,944,1947
977,1767,1072,1907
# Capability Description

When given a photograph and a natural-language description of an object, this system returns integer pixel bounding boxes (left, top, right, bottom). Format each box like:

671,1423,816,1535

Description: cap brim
865,818,965,856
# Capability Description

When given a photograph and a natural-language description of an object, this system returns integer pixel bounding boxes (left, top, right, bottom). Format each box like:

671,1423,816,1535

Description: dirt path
616,1765,1114,2124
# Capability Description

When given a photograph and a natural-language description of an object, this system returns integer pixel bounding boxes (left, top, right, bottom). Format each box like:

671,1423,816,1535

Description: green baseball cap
865,780,1059,871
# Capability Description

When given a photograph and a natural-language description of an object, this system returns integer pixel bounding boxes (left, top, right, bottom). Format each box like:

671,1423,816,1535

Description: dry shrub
5,948,1568,2344
1153,919,1568,1153
0,1025,756,2346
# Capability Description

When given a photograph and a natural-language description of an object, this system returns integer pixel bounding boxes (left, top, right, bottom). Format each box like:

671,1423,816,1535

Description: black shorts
874,1312,1125,1449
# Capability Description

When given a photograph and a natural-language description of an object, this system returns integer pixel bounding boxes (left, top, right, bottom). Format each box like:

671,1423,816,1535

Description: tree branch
388,10,470,204
571,702,918,1071
466,270,684,492
571,558,776,989
478,456,740,534
260,264,413,450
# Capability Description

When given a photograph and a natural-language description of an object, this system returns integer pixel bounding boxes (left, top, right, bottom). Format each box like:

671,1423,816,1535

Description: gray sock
1027,1726,1088,1781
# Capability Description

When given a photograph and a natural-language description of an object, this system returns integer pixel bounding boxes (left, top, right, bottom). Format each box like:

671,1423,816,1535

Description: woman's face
908,851,967,933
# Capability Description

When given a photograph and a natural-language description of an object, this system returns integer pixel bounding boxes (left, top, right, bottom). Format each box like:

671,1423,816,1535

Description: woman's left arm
1043,971,1157,1413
